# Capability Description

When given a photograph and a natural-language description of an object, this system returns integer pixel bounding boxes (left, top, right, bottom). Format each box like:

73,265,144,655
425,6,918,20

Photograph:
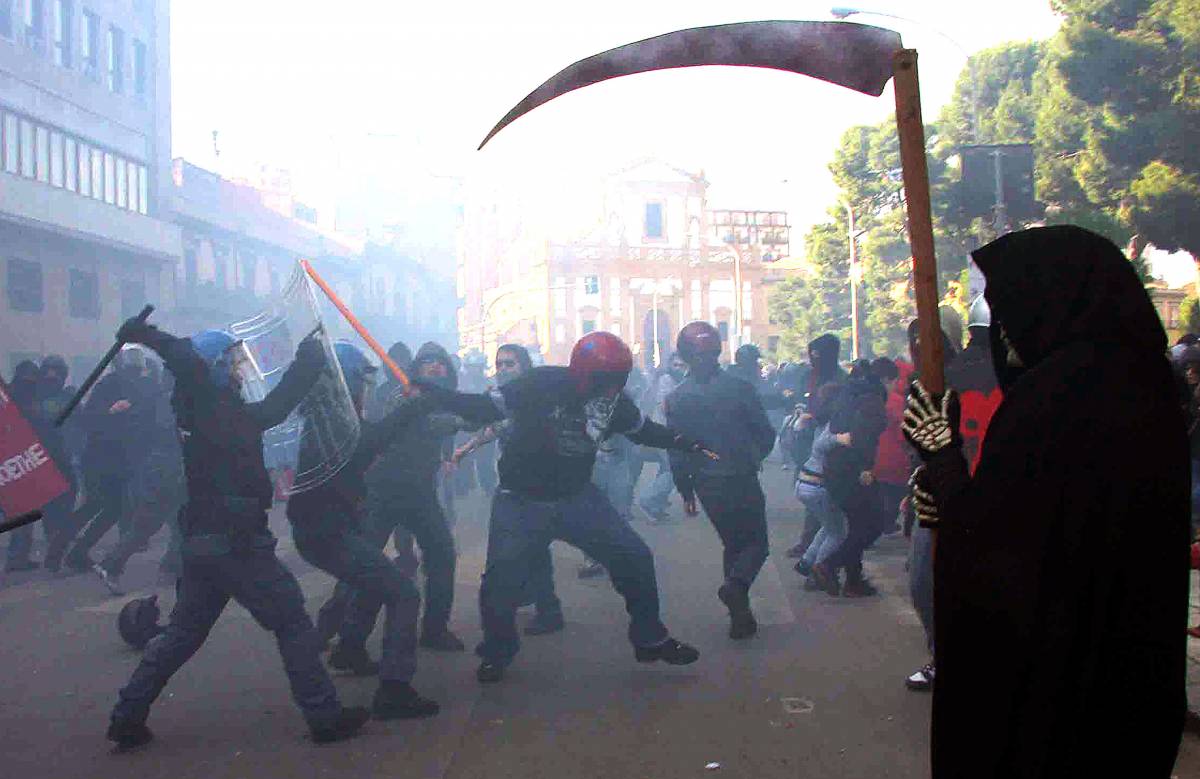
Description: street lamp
830,6,980,142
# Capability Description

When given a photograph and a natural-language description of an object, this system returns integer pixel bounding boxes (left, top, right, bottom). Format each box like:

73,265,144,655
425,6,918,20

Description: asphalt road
2,465,1197,778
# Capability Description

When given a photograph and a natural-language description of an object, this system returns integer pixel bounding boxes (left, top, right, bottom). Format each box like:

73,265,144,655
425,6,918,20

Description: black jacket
925,226,1188,779
79,369,156,477
666,370,776,499
143,330,322,536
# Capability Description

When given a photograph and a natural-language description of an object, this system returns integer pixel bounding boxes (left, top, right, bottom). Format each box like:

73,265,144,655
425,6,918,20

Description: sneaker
93,564,125,596
372,682,440,720
634,638,700,665
476,661,506,683
577,561,605,579
310,706,370,744
4,558,40,573
841,578,878,598
107,720,154,752
718,582,757,640
793,559,812,576
524,612,565,636
419,629,466,652
328,644,380,676
906,663,935,692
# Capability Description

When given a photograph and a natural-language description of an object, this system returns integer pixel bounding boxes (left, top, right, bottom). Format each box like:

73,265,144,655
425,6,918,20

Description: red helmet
677,321,722,362
569,331,633,394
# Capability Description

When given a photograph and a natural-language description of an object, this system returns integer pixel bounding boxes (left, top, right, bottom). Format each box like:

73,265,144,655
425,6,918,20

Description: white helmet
967,294,991,330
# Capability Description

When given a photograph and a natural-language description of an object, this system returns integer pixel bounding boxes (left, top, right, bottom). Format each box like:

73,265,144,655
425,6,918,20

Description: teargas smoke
228,264,361,495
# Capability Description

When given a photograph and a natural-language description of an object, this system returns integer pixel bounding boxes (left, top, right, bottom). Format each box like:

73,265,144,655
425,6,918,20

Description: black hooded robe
924,226,1189,778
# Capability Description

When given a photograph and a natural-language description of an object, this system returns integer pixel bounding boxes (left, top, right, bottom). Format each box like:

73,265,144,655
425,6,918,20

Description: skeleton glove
901,379,962,461
909,465,939,528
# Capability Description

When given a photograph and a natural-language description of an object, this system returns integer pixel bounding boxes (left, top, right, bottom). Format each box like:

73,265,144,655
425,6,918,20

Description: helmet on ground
117,595,163,650
735,343,762,366
676,321,723,363
569,331,633,395
967,294,992,330
333,341,378,402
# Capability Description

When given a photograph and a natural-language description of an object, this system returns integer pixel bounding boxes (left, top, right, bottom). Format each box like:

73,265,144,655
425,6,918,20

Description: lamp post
831,7,980,142
845,201,863,360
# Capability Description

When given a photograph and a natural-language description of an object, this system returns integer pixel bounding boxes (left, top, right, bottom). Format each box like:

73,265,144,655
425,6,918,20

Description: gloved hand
295,337,326,369
677,436,719,461
909,465,939,528
902,379,961,460
116,316,158,345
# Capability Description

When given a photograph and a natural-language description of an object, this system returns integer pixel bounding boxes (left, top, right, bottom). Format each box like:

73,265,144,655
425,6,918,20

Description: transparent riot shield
229,265,360,495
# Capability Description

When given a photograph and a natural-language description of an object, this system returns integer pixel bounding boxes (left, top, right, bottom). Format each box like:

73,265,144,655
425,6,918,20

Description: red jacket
873,389,910,485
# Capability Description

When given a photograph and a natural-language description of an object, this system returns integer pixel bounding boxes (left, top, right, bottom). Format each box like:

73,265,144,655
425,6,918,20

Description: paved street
3,466,1198,778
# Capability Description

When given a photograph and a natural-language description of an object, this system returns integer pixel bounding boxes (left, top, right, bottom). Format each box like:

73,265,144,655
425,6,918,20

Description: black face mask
988,318,1026,392
687,354,720,379
38,372,66,395
669,366,686,382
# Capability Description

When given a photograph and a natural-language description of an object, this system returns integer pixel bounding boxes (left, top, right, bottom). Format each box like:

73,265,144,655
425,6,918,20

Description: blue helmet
189,329,240,389
334,341,377,401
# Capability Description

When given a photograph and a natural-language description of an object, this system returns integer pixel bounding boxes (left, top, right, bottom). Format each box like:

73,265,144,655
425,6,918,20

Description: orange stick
300,259,411,389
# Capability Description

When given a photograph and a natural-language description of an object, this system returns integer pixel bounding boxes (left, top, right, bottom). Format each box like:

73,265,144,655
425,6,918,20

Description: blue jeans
478,484,669,665
796,482,847,566
636,451,676,516
909,523,935,654
112,530,342,730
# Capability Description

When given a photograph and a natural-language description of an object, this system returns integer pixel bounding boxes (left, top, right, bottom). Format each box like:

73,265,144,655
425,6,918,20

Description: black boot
310,707,370,744
718,581,758,640
107,720,154,752
372,681,440,720
327,643,380,676
419,628,466,652
634,638,700,665
476,660,506,683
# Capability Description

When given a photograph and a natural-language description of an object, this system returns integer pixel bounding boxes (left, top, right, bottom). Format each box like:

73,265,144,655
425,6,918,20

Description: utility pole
846,201,861,360
991,148,1009,235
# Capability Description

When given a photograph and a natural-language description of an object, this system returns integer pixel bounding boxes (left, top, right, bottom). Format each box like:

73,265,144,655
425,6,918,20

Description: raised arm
246,338,326,431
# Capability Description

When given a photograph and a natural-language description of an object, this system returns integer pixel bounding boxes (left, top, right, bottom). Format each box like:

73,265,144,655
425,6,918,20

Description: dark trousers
826,485,886,581
522,543,562,618
100,463,184,577
479,484,668,665
694,474,769,589
54,470,129,565
295,524,420,682
111,531,342,730
319,486,456,641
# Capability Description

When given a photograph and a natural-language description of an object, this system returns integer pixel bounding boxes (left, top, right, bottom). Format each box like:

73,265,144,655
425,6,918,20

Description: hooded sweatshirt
806,334,845,395
924,226,1188,779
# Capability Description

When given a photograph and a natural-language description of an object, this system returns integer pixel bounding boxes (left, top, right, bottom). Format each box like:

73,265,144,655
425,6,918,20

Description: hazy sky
171,0,1064,246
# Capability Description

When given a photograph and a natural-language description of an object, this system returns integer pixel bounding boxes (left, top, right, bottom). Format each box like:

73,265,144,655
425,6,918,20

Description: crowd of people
0,225,1193,775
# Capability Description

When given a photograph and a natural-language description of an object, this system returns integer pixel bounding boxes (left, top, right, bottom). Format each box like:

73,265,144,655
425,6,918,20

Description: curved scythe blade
479,20,903,149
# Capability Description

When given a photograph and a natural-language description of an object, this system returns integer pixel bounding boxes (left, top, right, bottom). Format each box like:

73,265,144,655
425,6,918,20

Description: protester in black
415,332,707,684
905,226,1188,778
667,322,777,638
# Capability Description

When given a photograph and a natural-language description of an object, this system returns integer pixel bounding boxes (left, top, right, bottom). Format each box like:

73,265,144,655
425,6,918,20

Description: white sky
171,1,1065,250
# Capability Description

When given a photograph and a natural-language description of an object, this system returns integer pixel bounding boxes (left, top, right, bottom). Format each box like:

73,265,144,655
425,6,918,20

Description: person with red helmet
413,331,712,684
666,322,778,639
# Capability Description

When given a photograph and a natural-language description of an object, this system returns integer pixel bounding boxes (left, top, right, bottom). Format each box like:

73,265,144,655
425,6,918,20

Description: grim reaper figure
904,225,1189,778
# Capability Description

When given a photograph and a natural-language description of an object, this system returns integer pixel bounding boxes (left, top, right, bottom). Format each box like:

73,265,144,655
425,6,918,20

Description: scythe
478,20,945,392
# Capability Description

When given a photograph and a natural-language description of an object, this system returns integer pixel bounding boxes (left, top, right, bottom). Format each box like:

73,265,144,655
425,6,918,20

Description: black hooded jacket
806,334,845,394
924,226,1188,778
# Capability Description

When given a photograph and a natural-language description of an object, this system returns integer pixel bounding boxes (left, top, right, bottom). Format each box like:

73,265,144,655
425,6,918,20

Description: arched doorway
642,309,672,370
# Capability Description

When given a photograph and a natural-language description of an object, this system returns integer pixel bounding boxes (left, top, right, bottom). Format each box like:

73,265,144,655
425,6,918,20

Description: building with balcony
0,0,179,377
457,159,791,367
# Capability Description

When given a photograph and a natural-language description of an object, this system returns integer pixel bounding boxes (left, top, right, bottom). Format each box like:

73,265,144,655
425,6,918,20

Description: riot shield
229,265,360,495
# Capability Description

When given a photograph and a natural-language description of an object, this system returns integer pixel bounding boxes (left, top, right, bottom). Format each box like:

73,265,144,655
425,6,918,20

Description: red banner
0,381,68,517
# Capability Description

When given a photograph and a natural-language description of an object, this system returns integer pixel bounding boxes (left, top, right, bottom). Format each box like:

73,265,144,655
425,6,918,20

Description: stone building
457,160,790,368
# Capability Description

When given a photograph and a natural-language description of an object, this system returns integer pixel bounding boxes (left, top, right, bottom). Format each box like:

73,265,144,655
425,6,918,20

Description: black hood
412,342,458,390
808,333,841,374
972,226,1165,389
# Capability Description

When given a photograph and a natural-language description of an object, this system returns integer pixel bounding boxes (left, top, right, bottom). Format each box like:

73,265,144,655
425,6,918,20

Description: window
24,0,44,47
7,259,44,313
52,0,70,66
555,323,566,344
0,2,12,38
103,151,114,202
89,147,101,199
81,10,97,76
644,202,664,239
691,279,702,319
214,246,228,289
49,131,62,186
581,319,596,335
77,142,90,195
583,275,599,295
115,155,126,207
717,321,729,343
553,277,567,316
34,125,48,182
137,165,147,213
132,38,146,97
183,247,197,285
19,118,34,177
125,159,136,211
68,268,99,319
63,136,76,189
106,25,122,92
119,277,144,318
609,277,621,315
2,114,16,173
